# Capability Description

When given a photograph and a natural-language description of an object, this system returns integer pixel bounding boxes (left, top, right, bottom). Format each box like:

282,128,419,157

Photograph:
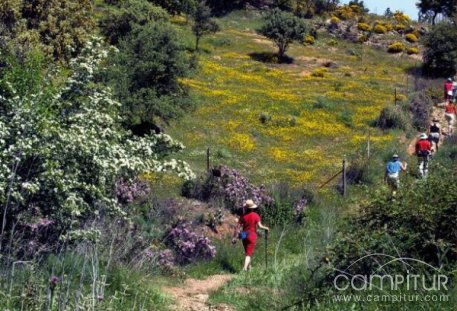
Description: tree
258,8,308,60
0,39,194,256
348,0,369,13
107,22,194,128
0,0,94,61
423,22,457,77
151,0,197,16
99,0,169,45
384,7,393,18
417,0,455,25
192,2,220,51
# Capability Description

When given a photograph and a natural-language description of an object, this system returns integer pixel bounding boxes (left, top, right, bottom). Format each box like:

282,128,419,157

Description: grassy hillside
168,11,416,187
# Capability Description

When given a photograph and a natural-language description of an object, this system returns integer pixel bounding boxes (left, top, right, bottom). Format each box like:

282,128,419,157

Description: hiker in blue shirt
384,154,407,197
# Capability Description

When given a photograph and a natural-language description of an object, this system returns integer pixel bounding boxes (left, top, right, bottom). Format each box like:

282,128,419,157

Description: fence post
206,148,210,172
367,130,371,159
342,157,347,197
394,88,397,106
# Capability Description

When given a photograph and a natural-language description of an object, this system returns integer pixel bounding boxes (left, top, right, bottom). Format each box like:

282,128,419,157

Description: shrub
377,105,411,130
164,222,216,265
357,22,371,31
393,10,411,24
423,22,457,77
405,33,418,43
334,5,357,20
330,16,341,26
394,23,406,32
358,34,368,43
387,41,406,53
304,35,315,45
313,97,337,109
410,92,433,130
328,39,338,46
407,47,419,55
373,24,387,34
191,165,274,212
338,110,354,128
311,67,328,78
259,112,272,124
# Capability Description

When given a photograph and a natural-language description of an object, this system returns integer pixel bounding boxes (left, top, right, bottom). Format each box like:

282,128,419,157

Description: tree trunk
432,12,437,25
195,35,200,51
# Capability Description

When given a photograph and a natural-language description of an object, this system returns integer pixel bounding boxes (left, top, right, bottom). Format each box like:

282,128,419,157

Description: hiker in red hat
232,199,269,271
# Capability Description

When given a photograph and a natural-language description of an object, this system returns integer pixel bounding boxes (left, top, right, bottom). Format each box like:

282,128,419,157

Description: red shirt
416,139,431,153
445,82,453,92
240,211,260,233
445,104,456,114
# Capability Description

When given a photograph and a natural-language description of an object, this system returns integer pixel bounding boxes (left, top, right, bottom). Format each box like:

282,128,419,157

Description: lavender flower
115,178,151,204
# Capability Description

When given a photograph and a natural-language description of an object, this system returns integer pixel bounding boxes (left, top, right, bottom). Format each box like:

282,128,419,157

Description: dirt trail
407,104,448,156
164,274,235,311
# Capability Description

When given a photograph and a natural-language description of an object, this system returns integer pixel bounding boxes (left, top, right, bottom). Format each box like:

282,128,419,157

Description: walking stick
264,230,268,271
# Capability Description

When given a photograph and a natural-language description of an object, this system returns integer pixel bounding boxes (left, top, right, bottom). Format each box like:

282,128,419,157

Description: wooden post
342,158,347,197
367,130,371,159
394,88,397,106
206,148,210,172
406,74,409,96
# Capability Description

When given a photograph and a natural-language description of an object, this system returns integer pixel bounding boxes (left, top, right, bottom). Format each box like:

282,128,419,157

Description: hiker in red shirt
232,200,269,271
444,78,454,101
444,100,456,134
416,133,432,178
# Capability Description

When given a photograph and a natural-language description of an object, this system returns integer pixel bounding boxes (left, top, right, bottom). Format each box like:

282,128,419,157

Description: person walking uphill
232,200,269,272
444,78,454,101
385,154,407,198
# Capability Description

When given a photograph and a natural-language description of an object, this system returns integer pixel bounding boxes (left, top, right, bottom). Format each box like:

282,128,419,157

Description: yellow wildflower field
169,12,415,188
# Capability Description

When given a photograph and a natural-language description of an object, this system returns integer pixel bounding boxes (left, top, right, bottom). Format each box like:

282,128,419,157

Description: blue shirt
386,161,401,174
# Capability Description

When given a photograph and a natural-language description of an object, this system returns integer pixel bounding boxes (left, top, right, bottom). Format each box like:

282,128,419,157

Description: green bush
423,22,457,77
407,47,419,55
357,22,371,31
405,33,418,43
376,105,411,130
107,22,194,125
373,24,387,34
387,41,406,53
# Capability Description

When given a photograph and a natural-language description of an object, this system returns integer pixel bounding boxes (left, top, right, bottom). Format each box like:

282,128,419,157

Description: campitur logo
332,253,450,304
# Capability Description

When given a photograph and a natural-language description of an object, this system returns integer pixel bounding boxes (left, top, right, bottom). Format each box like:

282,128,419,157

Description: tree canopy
258,8,308,60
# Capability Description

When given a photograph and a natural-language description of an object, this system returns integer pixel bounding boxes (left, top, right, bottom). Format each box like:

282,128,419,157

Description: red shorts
242,232,257,256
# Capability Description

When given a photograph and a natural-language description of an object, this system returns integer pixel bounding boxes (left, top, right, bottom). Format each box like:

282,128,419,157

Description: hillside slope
168,11,417,187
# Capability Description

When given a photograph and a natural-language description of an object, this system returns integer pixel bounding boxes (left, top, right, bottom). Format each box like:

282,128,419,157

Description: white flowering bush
0,38,194,255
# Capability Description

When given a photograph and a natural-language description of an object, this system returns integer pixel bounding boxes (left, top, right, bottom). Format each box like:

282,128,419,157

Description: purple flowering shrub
164,222,216,265
115,178,151,204
190,165,273,212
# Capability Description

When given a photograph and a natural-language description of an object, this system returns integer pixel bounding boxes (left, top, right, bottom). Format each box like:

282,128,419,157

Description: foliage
393,10,411,25
192,2,220,51
151,0,197,16
115,178,151,204
334,5,358,20
106,22,194,126
99,0,169,45
357,22,371,31
409,91,433,130
405,33,418,43
164,222,216,265
417,0,456,24
377,105,411,130
0,0,94,61
387,41,406,53
373,24,387,34
304,34,316,45
394,23,407,32
0,38,194,256
423,22,457,77
330,16,341,26
407,47,419,55
183,165,273,212
311,67,328,77
258,8,308,59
